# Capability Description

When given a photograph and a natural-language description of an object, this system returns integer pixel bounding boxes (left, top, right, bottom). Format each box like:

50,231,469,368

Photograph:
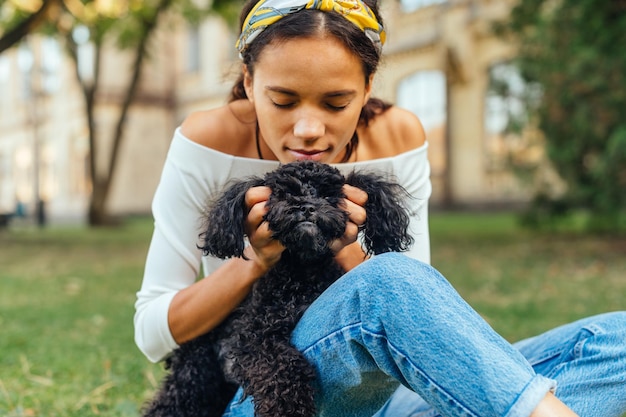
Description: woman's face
244,35,373,163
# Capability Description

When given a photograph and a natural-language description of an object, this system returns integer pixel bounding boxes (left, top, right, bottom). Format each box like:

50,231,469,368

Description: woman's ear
243,64,254,102
363,74,374,104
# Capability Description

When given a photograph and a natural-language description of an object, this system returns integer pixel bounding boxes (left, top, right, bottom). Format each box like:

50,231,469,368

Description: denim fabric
222,253,626,417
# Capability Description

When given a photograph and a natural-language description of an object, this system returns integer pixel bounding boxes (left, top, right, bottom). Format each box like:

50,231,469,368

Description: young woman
134,1,626,416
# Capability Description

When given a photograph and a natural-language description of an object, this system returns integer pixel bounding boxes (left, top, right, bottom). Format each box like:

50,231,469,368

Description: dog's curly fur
142,160,414,417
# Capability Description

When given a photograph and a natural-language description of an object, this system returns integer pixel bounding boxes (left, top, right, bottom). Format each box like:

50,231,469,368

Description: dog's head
199,160,413,263
262,161,348,262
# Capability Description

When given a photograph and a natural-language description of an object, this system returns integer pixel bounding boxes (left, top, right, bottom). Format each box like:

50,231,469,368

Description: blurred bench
0,213,12,228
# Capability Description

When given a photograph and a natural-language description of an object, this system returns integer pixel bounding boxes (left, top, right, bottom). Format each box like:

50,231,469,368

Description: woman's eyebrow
324,90,357,98
265,86,357,98
265,86,298,96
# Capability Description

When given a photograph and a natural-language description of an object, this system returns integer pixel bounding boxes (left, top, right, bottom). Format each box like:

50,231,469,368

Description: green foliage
499,0,626,232
0,3,30,32
0,0,239,55
213,0,246,24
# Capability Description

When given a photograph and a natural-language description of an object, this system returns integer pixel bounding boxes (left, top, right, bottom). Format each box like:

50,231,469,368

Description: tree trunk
86,0,174,226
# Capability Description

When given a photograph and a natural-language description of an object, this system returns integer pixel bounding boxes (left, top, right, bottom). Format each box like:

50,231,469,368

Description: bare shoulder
359,106,426,159
379,106,426,149
180,100,256,157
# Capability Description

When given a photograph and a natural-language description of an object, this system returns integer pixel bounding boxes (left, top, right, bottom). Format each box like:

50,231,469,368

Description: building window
484,62,540,170
0,151,16,214
396,70,447,176
17,42,34,100
72,25,96,86
70,135,91,195
0,55,9,108
400,0,446,13
186,25,201,73
41,37,62,94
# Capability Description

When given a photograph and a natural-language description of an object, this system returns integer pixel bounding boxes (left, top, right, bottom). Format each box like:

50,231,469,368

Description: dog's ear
345,172,414,255
198,177,264,259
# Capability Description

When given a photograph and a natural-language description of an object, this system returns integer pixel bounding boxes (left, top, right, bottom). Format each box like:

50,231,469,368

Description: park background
1,0,625,416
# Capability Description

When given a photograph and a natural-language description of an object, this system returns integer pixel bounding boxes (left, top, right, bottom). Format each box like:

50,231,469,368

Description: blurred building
0,0,527,224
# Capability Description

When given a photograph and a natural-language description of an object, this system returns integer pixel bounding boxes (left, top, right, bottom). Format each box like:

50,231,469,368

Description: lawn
1,213,624,416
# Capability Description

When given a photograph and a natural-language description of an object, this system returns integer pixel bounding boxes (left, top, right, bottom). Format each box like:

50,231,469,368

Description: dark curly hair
229,0,391,126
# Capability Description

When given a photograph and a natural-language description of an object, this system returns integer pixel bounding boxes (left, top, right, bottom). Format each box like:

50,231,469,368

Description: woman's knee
582,311,626,355
352,253,450,300
587,311,626,334
354,253,438,288
516,311,626,374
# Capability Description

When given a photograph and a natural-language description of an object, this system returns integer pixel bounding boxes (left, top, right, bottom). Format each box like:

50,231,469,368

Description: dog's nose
300,204,316,216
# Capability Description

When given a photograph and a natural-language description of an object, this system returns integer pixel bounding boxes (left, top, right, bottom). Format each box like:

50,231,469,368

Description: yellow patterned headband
236,0,386,55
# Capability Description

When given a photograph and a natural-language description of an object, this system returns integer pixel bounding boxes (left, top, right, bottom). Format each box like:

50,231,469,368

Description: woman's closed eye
272,101,295,109
325,102,349,111
271,101,348,111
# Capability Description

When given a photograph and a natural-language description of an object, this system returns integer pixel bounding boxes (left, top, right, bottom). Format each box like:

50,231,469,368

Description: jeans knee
364,252,433,275
353,253,448,307
582,311,626,339
587,311,626,354
358,253,432,286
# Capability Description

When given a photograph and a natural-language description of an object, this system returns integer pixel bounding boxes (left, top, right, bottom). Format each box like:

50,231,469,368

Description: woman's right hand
167,186,284,345
244,186,285,272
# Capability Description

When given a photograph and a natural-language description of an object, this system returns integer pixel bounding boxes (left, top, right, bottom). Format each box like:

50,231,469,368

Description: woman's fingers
342,184,367,227
244,186,284,269
245,186,271,231
244,184,369,264
328,185,368,256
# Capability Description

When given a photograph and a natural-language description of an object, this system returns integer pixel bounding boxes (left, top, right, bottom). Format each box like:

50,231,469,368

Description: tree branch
0,0,61,53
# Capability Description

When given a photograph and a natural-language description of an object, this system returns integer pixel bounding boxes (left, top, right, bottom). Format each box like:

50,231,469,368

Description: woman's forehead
253,36,366,85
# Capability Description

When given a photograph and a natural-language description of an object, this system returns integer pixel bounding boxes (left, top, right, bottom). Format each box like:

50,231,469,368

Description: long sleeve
134,133,213,362
134,129,279,362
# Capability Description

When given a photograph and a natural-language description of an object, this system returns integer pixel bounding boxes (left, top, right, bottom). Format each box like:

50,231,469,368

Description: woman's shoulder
180,100,257,157
358,105,426,159
374,106,426,150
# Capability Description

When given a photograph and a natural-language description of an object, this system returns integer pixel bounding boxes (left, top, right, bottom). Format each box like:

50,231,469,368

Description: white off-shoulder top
134,127,432,362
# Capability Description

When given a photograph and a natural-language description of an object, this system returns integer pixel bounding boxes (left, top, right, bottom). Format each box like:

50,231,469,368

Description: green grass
0,219,163,417
429,212,626,342
1,213,625,416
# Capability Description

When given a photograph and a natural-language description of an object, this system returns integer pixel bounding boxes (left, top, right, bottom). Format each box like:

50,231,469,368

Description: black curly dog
142,160,414,417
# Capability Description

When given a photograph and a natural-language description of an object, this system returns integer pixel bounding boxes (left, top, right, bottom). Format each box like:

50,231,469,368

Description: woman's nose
293,117,325,141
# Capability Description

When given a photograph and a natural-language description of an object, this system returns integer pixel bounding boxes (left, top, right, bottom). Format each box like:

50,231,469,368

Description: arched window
186,25,201,73
41,37,62,94
396,70,447,176
484,62,540,170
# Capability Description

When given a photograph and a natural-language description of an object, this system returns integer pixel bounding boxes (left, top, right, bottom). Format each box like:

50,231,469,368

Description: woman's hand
244,186,285,272
244,184,368,273
331,185,369,271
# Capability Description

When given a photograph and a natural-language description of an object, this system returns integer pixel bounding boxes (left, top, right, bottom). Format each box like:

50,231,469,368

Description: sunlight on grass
1,214,624,416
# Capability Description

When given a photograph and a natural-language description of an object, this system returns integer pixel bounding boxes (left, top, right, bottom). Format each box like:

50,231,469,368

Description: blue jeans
223,253,626,417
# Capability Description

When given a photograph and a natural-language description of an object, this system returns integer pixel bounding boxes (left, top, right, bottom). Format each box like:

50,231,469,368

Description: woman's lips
288,148,328,161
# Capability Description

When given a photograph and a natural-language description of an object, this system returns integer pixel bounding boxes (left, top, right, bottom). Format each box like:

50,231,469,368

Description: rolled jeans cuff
505,375,557,417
